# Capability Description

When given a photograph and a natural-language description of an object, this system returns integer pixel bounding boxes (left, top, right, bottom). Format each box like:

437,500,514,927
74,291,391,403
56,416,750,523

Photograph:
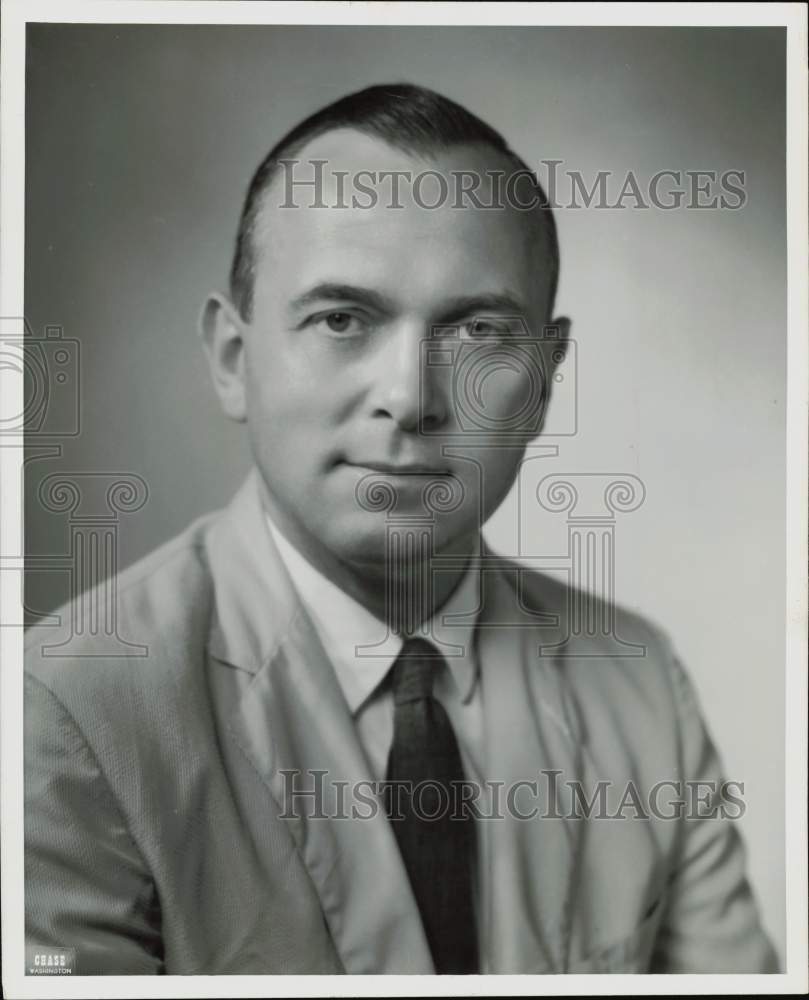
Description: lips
345,461,451,476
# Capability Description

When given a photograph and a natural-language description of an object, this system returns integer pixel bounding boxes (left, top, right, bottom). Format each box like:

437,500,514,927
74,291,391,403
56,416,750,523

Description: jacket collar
206,467,300,676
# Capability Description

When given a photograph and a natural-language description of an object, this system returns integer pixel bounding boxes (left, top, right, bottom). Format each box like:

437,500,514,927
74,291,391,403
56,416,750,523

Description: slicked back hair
229,83,559,322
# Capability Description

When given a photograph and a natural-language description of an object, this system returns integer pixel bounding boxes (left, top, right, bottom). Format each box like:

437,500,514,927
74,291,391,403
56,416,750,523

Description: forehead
251,129,546,313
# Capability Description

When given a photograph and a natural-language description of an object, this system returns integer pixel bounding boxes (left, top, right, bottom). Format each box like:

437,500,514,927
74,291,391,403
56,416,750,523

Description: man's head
201,83,568,573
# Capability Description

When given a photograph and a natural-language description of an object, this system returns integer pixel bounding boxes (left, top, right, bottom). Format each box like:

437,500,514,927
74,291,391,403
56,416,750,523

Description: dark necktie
383,637,479,974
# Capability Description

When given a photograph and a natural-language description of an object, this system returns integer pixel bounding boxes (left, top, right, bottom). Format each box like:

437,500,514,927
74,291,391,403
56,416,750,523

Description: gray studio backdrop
24,25,786,962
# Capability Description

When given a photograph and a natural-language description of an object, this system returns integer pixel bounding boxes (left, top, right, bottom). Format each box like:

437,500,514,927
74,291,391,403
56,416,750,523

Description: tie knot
391,638,445,705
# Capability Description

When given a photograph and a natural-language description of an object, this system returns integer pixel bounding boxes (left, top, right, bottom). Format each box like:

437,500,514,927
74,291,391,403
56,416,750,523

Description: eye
463,318,513,339
308,310,368,337
324,312,354,334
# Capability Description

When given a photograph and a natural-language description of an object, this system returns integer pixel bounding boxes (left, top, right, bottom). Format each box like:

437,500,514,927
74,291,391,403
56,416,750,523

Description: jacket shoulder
24,507,222,704
502,560,684,711
507,560,672,648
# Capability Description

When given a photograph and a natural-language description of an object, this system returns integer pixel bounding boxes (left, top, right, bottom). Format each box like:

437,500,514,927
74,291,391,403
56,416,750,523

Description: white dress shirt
264,512,486,791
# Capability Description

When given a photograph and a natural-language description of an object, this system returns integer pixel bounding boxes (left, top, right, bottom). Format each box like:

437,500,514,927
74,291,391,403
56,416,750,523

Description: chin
326,520,392,568
328,508,477,569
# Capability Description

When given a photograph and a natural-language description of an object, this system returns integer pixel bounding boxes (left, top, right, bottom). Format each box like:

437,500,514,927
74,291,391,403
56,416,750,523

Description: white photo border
1,2,806,997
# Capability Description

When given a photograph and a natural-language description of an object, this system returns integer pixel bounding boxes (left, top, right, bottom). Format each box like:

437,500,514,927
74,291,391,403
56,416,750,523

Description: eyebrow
288,283,529,321
288,283,397,314
434,292,529,323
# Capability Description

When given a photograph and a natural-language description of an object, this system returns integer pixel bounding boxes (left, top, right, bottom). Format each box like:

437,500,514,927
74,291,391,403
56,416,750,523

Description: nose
370,321,447,432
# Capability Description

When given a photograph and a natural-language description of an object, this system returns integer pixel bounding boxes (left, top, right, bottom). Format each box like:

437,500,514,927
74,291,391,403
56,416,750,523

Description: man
24,83,778,975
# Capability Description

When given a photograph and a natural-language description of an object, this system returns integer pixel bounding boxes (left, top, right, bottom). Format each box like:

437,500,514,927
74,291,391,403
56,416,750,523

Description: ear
536,316,572,434
198,292,248,423
543,315,572,371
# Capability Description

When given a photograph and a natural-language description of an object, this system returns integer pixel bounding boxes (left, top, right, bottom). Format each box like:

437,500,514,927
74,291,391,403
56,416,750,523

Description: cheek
453,348,544,432
244,367,317,472
245,342,322,426
473,447,524,523
246,331,359,420
489,368,537,417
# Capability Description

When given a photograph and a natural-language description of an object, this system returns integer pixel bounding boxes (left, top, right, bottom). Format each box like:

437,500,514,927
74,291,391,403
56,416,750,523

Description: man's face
239,130,557,567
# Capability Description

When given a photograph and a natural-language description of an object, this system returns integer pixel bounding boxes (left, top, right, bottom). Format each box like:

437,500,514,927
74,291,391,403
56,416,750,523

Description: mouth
343,460,451,476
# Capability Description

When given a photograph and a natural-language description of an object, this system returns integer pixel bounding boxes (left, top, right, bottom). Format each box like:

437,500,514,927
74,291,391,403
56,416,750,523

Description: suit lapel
206,469,434,974
477,564,585,973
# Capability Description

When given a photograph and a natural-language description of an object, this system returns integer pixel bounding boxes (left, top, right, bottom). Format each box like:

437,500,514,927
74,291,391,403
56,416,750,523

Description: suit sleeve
649,646,780,973
25,672,164,974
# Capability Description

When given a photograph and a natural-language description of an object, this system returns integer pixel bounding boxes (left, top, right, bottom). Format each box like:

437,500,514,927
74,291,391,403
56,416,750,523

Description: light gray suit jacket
24,467,779,974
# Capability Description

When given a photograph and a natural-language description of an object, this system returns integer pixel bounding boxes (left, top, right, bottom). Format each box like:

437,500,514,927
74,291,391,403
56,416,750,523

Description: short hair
229,82,559,321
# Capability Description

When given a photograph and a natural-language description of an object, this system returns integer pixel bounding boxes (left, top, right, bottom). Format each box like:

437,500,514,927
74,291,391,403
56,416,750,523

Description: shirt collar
264,510,480,714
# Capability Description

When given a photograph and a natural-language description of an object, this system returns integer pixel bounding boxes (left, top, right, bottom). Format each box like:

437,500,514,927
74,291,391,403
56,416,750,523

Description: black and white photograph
1,1,806,995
